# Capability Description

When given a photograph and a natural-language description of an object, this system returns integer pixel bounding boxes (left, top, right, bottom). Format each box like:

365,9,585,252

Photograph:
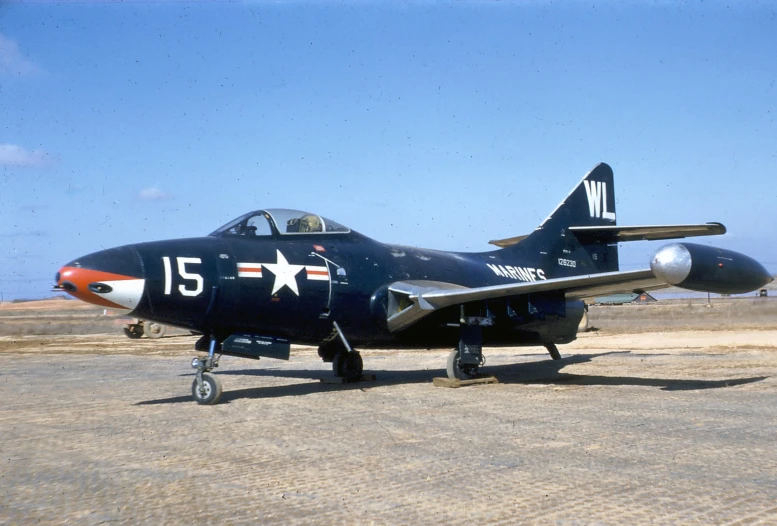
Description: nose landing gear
191,337,222,405
192,370,222,405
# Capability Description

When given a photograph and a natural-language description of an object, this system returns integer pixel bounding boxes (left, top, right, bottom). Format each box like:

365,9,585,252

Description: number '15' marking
162,256,204,297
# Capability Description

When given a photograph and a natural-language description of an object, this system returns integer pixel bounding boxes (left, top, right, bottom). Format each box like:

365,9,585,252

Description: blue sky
1,0,775,300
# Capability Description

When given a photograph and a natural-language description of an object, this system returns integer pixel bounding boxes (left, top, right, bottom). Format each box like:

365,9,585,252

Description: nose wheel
192,372,222,405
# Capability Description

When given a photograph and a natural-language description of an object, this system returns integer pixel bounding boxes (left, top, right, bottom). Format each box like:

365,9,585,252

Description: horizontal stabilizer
488,234,529,248
489,223,725,248
569,223,726,243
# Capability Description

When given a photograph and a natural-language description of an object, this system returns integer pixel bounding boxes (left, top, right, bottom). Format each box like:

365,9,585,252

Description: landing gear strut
447,317,489,381
330,321,363,382
545,343,561,360
191,336,222,405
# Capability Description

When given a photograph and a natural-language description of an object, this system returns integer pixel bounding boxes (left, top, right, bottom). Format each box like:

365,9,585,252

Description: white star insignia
262,249,304,296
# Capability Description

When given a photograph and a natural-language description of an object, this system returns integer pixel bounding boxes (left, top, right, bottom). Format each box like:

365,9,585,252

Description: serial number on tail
486,264,546,282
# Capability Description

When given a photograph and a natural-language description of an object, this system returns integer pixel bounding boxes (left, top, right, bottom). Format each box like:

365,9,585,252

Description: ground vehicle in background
122,318,167,339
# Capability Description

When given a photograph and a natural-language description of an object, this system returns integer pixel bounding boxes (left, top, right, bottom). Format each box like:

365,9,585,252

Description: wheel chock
320,373,377,385
433,376,499,388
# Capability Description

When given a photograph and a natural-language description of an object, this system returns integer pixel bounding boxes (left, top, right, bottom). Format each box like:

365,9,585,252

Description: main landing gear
317,322,364,382
329,321,363,382
444,310,563,380
191,337,222,405
447,317,490,381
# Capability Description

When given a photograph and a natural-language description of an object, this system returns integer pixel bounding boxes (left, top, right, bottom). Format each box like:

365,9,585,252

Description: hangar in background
594,292,658,305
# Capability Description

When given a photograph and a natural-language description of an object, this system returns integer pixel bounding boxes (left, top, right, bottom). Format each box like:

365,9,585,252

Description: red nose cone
57,266,146,310
57,246,146,311
57,267,141,309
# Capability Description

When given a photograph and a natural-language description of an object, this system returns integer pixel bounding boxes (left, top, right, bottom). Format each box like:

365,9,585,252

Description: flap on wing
420,269,661,310
568,223,726,243
384,270,666,332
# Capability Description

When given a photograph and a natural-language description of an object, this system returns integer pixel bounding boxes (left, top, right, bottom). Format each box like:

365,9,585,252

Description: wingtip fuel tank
651,243,772,294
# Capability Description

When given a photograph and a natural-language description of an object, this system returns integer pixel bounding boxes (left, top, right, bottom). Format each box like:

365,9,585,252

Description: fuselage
56,219,585,349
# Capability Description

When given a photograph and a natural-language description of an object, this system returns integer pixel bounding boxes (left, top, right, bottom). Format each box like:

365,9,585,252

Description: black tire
345,352,363,381
447,349,478,381
192,373,223,405
144,322,167,339
318,339,343,363
123,324,143,339
333,351,363,381
332,351,347,378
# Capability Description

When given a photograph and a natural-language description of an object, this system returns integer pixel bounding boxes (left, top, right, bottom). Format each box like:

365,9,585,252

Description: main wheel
144,322,167,339
333,352,347,378
123,324,143,339
191,373,223,405
344,352,363,381
333,351,363,381
318,339,343,363
447,349,479,381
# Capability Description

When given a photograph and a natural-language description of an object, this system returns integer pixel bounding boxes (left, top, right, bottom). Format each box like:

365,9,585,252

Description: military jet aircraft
55,163,773,404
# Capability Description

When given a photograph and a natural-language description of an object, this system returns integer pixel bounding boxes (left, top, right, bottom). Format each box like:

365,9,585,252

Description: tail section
538,162,617,230
502,163,620,274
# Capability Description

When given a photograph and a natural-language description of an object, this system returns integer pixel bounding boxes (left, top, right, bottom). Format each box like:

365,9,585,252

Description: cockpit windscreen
210,209,350,237
265,209,350,235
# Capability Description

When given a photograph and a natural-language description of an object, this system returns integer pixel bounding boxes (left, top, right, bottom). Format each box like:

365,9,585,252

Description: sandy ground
1,298,776,524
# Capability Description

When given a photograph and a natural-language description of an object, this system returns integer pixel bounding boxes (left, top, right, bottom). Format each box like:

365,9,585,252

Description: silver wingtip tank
651,242,772,294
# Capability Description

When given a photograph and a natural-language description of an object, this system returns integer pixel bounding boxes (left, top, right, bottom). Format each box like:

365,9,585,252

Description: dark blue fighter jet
55,163,773,404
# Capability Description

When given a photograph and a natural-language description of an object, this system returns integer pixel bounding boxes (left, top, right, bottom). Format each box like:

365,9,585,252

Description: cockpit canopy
210,209,351,238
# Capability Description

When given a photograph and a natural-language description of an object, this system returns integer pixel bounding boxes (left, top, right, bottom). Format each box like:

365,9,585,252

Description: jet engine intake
651,242,772,294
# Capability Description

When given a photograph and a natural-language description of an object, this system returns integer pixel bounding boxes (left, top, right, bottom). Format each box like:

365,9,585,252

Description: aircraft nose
56,245,146,311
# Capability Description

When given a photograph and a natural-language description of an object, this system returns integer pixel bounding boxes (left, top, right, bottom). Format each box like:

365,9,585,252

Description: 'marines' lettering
486,264,546,282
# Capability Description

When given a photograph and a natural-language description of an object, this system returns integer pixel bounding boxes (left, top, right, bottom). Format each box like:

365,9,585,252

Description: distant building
594,292,658,305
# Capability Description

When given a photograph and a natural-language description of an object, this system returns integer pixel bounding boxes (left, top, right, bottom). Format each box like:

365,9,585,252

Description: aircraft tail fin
506,163,619,273
538,162,617,231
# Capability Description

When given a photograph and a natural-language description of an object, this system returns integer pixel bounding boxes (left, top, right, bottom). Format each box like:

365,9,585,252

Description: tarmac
2,331,777,524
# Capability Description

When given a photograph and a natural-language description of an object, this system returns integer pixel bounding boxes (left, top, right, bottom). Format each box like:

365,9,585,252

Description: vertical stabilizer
538,162,616,230
520,163,619,273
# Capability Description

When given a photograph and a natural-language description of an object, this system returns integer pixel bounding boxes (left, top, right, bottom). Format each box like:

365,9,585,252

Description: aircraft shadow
136,352,767,406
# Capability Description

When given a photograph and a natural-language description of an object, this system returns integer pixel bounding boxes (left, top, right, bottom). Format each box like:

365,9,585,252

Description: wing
386,270,665,332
